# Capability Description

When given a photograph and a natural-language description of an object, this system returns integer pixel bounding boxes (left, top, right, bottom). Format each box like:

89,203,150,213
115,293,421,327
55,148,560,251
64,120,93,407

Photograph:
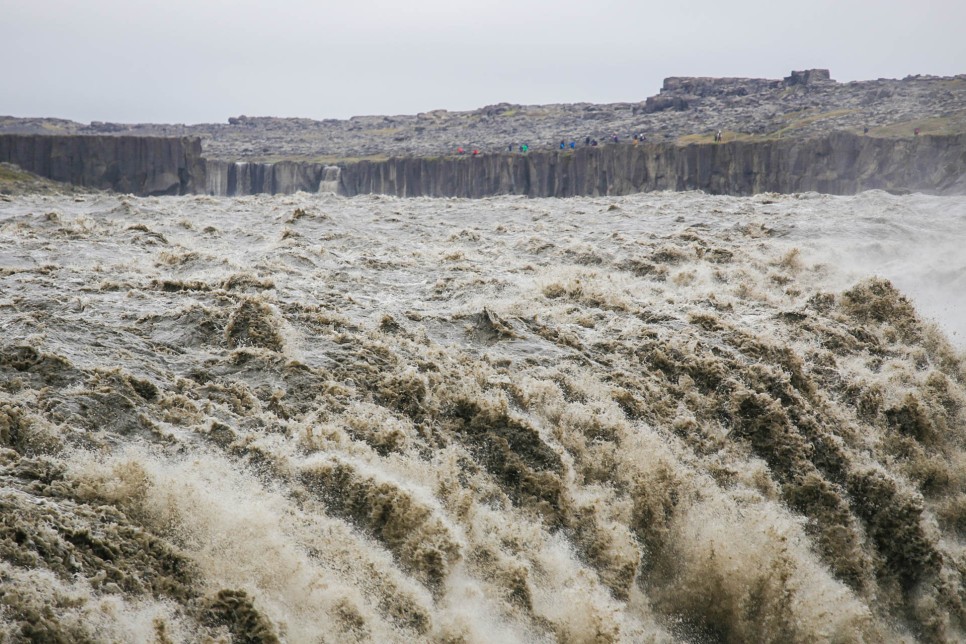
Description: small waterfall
319,165,341,194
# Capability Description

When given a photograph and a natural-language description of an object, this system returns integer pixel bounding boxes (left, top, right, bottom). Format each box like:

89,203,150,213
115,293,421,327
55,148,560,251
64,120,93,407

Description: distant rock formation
3,131,964,198
204,159,331,196
0,134,204,196
784,69,832,86
3,69,964,161
2,68,965,198
335,133,966,198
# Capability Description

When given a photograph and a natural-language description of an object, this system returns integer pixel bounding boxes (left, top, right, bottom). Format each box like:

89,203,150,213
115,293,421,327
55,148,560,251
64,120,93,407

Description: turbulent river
1,189,965,643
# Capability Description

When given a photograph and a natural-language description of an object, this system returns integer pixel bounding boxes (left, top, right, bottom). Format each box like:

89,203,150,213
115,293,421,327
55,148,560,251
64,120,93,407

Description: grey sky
2,0,964,125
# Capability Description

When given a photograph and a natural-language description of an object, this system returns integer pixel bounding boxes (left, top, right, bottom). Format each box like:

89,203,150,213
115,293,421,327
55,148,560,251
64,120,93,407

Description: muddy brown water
1,190,965,642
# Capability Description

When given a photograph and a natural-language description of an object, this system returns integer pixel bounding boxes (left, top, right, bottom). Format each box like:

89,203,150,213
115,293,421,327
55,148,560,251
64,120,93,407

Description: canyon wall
0,134,205,196
3,132,964,197
337,132,966,198
204,159,339,196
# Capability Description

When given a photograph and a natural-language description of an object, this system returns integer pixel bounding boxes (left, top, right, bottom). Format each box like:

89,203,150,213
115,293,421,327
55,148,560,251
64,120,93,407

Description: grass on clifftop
862,110,966,137
677,131,760,145
771,108,858,138
674,106,966,145
677,109,859,145
242,154,392,165
362,127,403,137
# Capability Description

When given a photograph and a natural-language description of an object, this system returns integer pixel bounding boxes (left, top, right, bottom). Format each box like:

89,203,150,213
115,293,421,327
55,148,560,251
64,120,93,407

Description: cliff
3,132,964,198
336,133,966,197
0,134,205,196
204,159,339,196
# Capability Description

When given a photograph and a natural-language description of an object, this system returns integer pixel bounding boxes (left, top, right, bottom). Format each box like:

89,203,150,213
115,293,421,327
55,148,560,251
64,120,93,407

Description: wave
1,190,964,642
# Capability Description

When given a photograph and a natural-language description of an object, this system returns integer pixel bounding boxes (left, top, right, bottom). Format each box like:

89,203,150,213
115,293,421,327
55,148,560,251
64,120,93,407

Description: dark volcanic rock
336,133,966,198
643,95,691,114
784,69,832,86
0,134,204,195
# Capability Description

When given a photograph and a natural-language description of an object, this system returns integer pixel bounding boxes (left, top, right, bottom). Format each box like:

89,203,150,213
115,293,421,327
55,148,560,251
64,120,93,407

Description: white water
1,190,964,642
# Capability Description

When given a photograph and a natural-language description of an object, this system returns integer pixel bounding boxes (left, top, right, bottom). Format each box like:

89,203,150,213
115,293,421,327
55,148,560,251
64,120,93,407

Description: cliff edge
322,133,966,198
0,135,205,196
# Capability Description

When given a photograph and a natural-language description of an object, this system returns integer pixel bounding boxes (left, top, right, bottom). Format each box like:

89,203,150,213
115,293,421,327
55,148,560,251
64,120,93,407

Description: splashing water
1,190,965,642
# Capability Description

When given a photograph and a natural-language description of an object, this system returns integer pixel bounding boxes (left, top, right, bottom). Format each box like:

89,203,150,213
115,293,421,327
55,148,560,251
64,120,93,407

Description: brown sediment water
1,190,965,642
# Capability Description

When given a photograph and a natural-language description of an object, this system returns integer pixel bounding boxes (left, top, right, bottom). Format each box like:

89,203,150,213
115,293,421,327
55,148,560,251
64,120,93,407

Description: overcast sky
2,0,964,125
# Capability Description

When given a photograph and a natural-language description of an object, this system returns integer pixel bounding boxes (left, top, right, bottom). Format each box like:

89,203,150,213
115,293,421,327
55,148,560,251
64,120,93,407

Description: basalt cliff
2,69,966,197
335,133,966,197
0,134,204,196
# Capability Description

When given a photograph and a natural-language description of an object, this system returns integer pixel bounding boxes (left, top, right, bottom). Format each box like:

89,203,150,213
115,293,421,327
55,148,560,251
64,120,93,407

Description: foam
1,190,965,640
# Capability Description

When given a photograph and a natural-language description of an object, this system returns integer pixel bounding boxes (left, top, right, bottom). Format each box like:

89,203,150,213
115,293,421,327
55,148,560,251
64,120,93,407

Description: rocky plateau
3,69,966,162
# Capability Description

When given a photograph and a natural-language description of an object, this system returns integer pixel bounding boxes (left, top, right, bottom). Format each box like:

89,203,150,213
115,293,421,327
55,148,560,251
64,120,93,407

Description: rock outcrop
0,134,204,196
204,159,331,196
3,67,966,198
784,69,832,86
4,70,965,161
336,133,966,198
3,131,964,198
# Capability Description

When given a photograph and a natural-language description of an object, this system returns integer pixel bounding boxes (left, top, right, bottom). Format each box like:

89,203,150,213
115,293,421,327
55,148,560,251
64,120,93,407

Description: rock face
3,68,966,198
205,159,330,196
336,133,966,197
201,132,966,197
2,132,964,197
0,135,204,195
784,69,832,86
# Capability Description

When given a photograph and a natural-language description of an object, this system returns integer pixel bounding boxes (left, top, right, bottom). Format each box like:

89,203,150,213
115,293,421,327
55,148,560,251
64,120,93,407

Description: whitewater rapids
1,189,964,642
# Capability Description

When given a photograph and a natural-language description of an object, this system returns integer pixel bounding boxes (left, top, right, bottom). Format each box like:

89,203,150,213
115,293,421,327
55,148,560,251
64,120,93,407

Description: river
1,189,964,642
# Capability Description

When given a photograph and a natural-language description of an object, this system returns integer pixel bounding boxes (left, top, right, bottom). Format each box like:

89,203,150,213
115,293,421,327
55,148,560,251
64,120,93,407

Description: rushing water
1,190,965,643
